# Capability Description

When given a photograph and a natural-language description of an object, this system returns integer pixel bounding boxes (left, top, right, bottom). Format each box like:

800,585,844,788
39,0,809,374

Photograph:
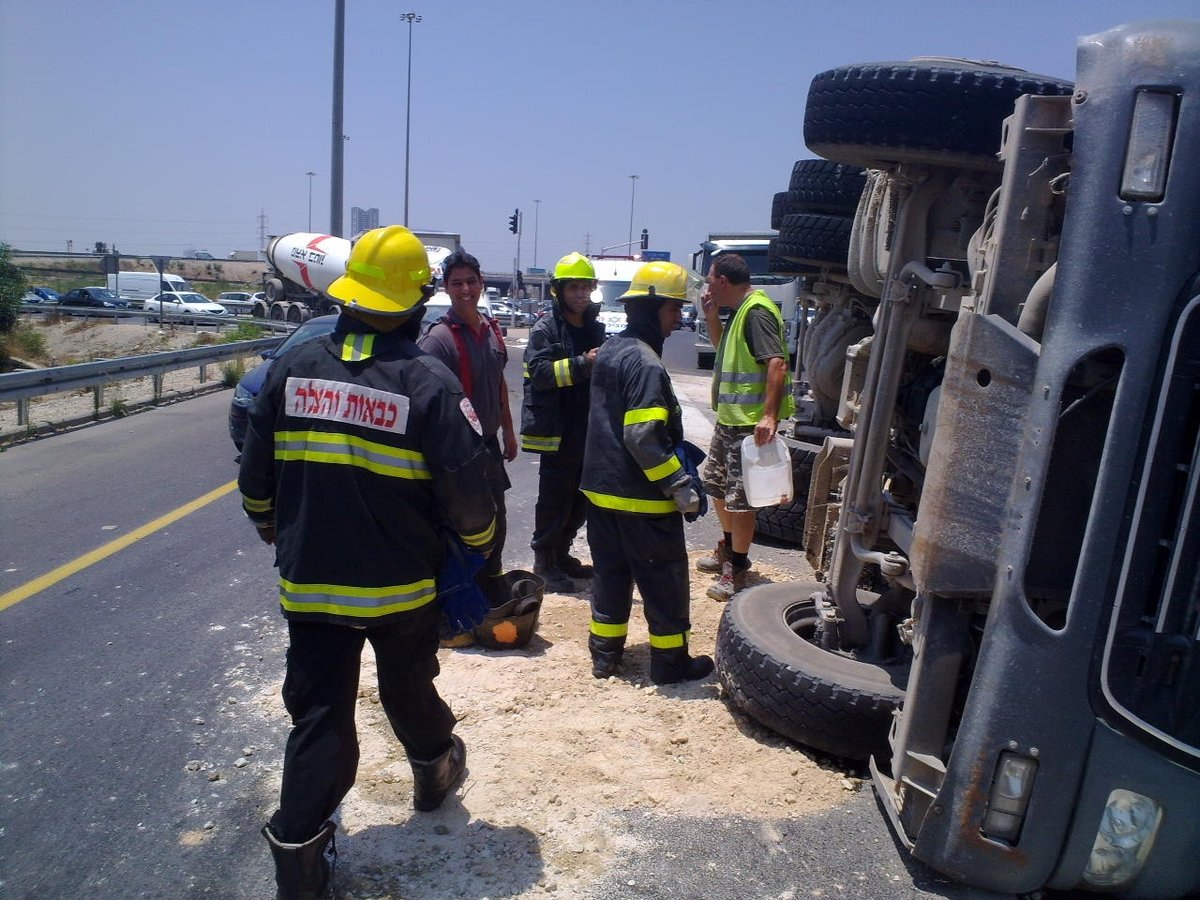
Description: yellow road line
0,480,240,613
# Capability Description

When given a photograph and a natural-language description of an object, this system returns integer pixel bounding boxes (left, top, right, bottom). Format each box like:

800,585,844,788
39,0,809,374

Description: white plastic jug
741,434,794,508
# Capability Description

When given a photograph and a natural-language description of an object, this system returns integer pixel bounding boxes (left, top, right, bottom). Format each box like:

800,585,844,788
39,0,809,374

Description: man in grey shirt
419,249,517,621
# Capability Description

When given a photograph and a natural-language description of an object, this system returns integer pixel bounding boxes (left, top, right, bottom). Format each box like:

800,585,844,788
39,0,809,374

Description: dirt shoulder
0,318,263,440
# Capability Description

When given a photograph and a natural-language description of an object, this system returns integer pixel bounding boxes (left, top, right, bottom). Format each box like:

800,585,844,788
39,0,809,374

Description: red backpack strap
442,318,473,398
485,313,506,360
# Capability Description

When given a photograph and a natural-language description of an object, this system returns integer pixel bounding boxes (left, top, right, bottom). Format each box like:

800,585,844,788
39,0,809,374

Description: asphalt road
0,329,1075,899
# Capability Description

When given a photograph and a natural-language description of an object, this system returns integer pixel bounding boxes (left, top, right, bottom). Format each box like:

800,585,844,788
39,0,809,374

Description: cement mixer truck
256,229,461,322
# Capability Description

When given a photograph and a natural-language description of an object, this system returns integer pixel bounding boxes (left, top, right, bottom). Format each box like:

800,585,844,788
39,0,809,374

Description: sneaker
706,560,749,602
696,539,729,574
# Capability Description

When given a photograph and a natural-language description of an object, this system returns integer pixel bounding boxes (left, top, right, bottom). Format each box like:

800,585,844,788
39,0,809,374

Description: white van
106,271,194,307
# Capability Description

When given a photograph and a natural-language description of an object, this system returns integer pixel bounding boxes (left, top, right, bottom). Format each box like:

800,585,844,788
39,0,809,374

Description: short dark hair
711,253,750,286
442,248,482,282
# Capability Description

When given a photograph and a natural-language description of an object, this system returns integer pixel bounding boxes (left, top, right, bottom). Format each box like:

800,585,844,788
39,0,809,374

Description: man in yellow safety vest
698,253,794,601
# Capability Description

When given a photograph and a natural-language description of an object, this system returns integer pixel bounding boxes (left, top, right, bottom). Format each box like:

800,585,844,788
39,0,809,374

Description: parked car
21,290,44,305
216,291,256,315
30,286,61,304
228,315,339,450
59,287,129,309
144,291,230,323
491,299,530,328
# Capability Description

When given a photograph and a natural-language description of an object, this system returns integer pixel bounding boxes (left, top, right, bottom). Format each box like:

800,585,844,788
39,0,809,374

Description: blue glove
436,531,489,634
673,441,709,522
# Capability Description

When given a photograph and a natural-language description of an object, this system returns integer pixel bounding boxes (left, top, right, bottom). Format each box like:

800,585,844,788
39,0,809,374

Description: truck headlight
1119,90,1178,202
1082,789,1162,889
981,752,1039,843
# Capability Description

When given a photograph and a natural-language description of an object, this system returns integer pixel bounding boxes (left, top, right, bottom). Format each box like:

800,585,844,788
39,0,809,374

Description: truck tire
265,278,286,303
754,440,817,545
771,161,868,227
716,582,909,761
804,60,1074,169
767,239,818,276
251,299,270,319
803,305,874,420
697,348,715,370
775,214,853,269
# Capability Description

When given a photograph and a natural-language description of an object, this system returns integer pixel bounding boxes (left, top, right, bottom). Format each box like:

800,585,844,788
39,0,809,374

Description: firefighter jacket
713,289,796,426
581,322,692,515
520,301,605,454
238,316,498,626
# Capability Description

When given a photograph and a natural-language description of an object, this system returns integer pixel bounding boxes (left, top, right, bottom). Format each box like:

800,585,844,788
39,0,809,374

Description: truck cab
589,256,645,339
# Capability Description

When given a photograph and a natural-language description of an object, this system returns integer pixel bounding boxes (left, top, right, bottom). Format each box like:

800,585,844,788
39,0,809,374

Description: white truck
588,256,646,338
691,233,800,369
106,271,194,307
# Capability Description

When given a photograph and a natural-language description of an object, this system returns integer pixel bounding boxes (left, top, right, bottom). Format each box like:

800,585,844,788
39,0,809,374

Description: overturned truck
716,21,1200,898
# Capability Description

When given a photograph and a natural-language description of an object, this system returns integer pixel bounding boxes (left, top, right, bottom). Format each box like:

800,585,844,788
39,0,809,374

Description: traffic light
641,228,649,251
508,209,520,234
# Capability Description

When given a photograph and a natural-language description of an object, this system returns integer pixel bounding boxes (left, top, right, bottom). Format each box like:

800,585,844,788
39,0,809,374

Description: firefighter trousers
269,604,456,843
530,425,588,554
586,506,691,649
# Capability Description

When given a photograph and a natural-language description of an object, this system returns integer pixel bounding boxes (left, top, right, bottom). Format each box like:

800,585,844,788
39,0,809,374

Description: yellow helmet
552,252,596,282
618,261,696,302
326,225,431,315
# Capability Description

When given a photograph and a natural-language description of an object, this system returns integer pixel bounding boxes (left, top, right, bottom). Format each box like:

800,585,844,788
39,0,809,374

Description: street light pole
401,11,422,227
306,171,316,231
627,174,639,253
533,199,541,270
330,0,346,236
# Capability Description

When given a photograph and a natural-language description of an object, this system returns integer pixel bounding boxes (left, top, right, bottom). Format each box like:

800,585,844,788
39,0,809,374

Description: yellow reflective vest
712,290,795,426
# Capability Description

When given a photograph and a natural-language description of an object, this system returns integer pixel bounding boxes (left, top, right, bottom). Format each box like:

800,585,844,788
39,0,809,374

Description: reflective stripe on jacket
713,290,796,426
580,332,688,516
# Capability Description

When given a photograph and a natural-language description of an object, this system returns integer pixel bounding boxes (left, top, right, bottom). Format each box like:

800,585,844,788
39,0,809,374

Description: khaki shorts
701,423,754,512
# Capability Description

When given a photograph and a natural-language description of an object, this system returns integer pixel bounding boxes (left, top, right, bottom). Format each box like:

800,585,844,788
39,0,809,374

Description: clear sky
2,0,1197,274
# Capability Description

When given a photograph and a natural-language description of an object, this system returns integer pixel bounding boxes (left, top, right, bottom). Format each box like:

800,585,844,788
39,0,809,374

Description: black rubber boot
650,646,715,685
557,548,594,579
533,549,578,593
588,633,625,678
262,819,336,900
410,734,467,812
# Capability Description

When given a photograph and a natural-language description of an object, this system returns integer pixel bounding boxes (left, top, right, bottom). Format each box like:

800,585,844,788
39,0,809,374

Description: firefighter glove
671,483,701,517
436,531,490,634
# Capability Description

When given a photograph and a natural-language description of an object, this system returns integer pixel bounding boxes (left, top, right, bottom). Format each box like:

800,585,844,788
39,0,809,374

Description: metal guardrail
0,337,283,427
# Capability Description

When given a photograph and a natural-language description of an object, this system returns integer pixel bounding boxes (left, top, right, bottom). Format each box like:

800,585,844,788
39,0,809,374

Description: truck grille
1103,294,1200,759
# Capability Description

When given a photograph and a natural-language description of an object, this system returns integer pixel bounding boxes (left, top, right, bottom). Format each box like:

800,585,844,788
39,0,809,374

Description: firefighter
239,225,498,899
580,261,715,684
520,251,606,592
